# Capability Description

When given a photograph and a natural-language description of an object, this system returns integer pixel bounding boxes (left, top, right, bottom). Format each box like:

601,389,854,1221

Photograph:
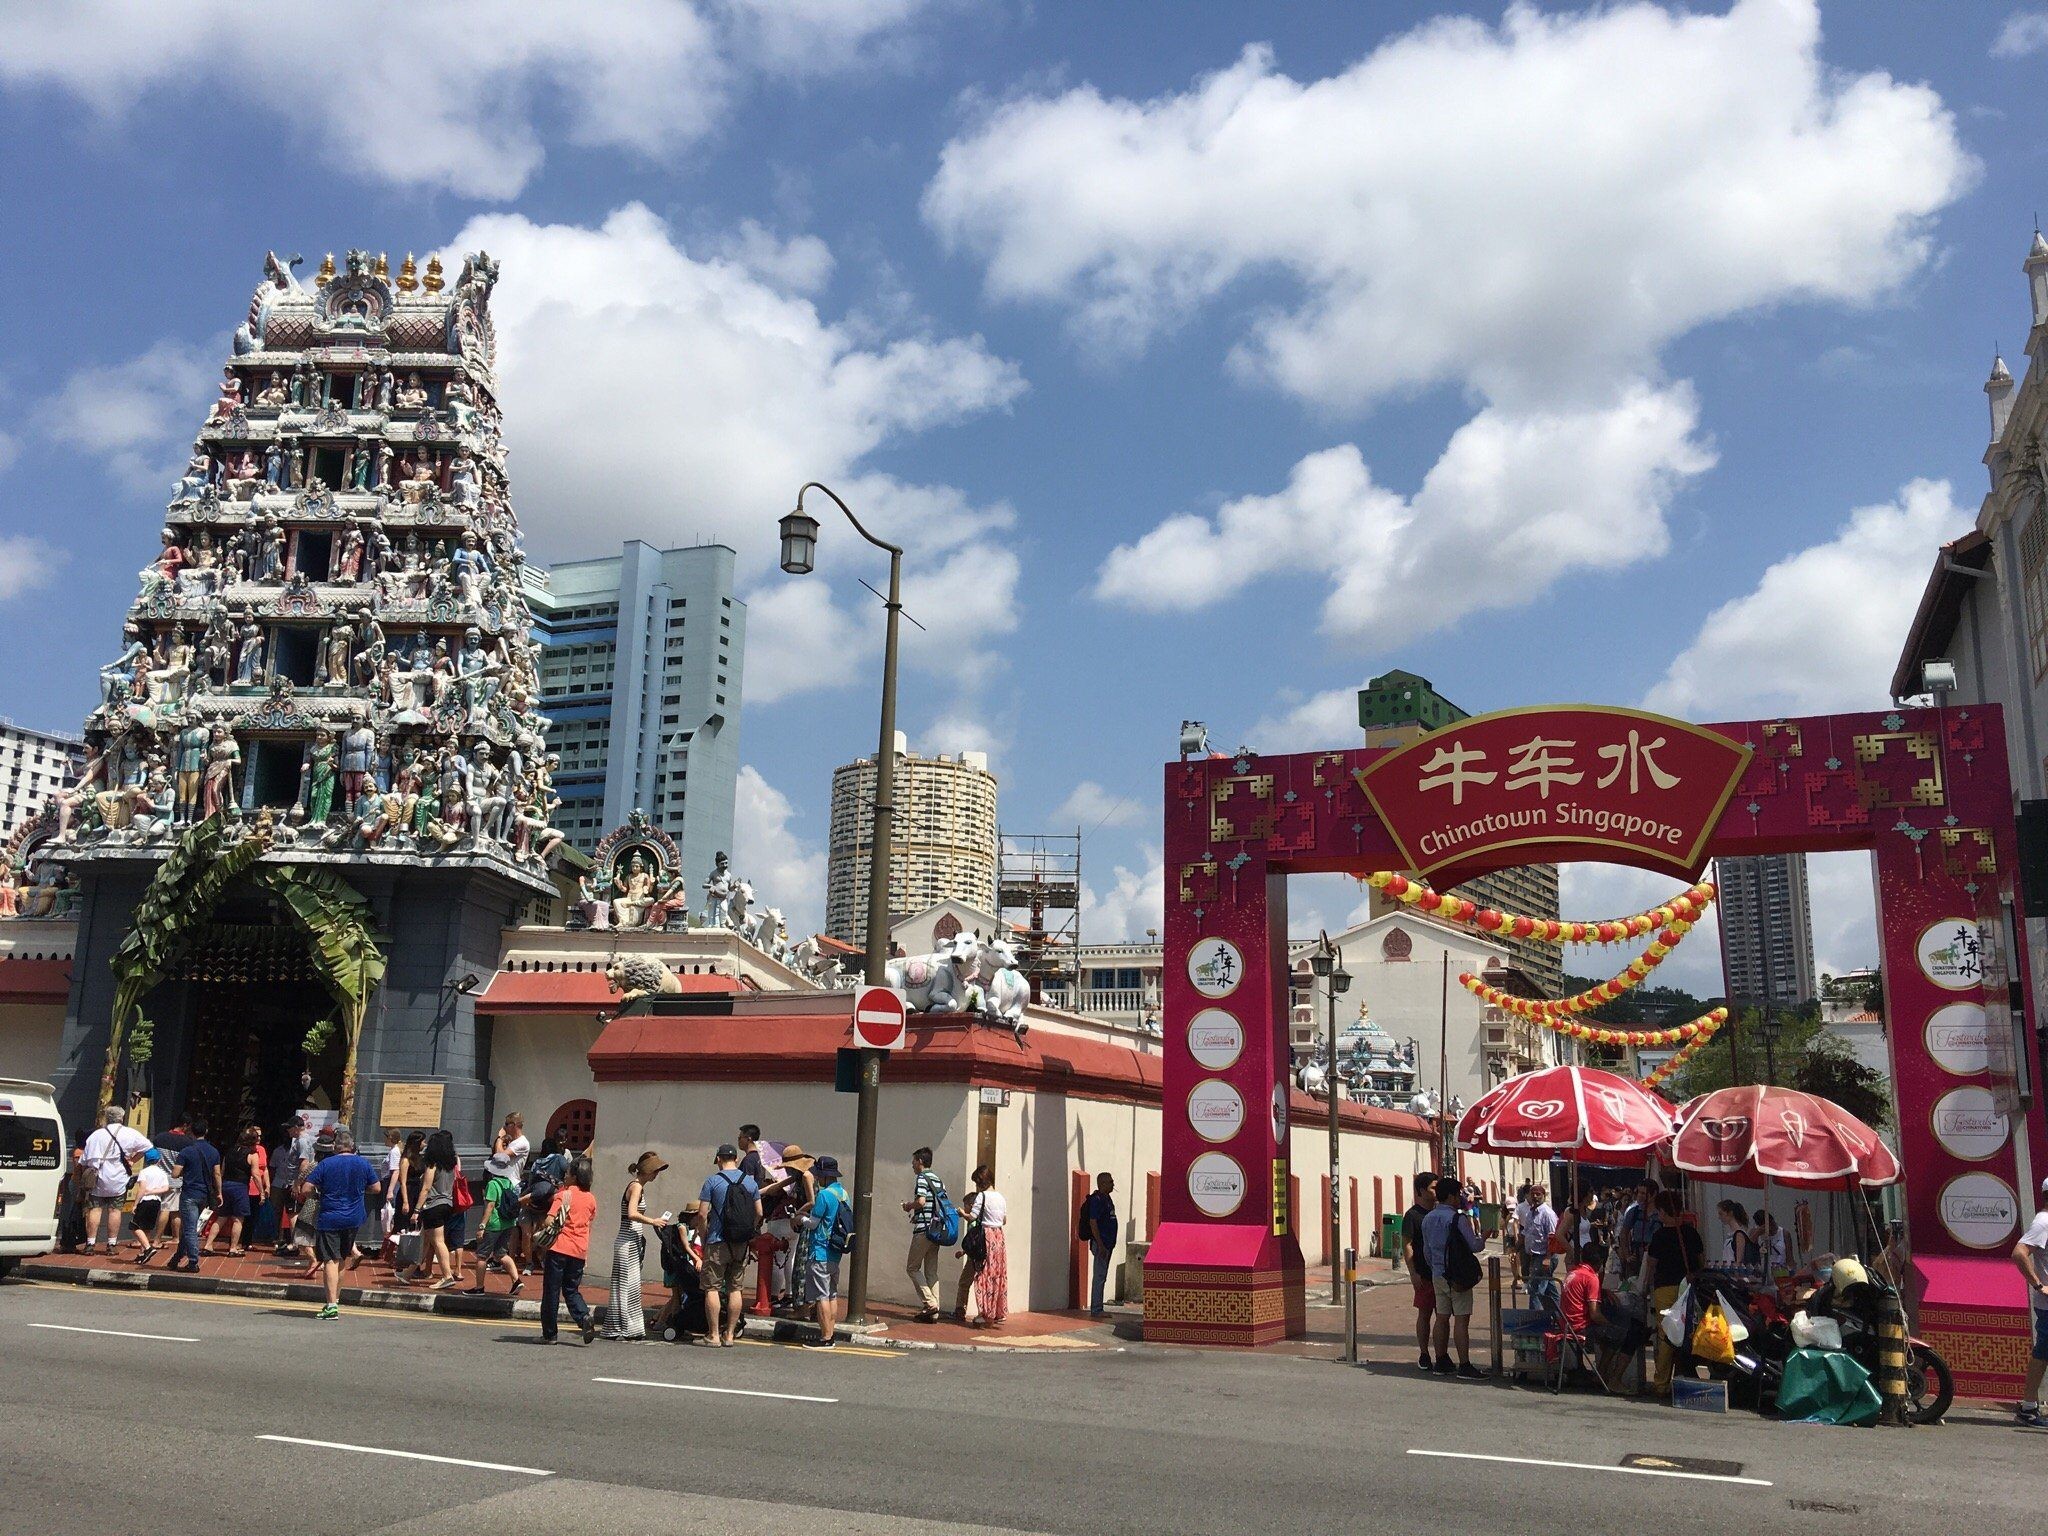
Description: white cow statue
970,937,1030,1037
886,932,978,1014
741,904,783,954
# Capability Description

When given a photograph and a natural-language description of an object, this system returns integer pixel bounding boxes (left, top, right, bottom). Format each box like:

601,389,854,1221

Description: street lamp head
1332,965,1352,994
1309,938,1334,980
778,506,819,575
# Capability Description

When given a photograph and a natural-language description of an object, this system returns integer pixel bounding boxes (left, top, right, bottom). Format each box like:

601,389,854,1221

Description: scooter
1805,1274,1954,1424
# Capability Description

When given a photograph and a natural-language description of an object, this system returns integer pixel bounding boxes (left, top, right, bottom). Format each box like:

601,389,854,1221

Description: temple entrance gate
1148,703,2046,1396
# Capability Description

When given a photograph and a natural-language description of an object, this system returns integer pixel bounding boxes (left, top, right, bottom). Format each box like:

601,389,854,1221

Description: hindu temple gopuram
37,247,561,1145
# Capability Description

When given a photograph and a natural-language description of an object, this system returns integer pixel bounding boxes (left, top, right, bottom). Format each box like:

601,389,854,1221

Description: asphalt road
0,1276,2038,1536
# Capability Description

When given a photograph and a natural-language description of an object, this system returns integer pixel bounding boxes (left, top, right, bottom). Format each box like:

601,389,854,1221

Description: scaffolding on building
997,829,1081,1003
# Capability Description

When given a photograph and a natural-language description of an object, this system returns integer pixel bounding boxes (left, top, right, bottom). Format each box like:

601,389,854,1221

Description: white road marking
257,1435,552,1476
593,1376,839,1405
1407,1449,1772,1487
26,1322,199,1343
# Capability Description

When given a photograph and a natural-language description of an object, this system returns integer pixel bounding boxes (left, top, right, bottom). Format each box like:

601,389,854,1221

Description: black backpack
1445,1214,1483,1292
719,1169,758,1244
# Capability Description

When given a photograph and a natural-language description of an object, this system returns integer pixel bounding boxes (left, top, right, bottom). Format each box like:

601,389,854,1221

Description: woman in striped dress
603,1151,669,1341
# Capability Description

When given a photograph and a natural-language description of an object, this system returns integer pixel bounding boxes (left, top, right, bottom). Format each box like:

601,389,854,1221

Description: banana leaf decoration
98,814,385,1122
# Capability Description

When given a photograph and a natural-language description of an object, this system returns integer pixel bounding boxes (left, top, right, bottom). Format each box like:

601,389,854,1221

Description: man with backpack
802,1155,852,1347
470,1158,524,1295
695,1143,761,1347
1421,1176,1487,1378
901,1146,956,1323
1079,1172,1118,1319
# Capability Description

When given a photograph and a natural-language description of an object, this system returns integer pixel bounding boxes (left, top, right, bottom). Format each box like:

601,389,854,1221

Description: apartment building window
2025,510,2048,680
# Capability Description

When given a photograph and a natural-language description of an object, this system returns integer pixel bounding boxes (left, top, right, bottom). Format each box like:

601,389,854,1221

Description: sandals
429,1276,461,1291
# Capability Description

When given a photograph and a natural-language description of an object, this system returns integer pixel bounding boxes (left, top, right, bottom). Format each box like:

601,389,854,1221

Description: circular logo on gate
1924,1002,1991,1076
1187,1079,1246,1144
1937,1171,2019,1249
1930,1086,2008,1162
1187,938,1245,998
1187,1151,1247,1218
1917,919,1985,991
1186,1008,1244,1071
1272,1081,1289,1144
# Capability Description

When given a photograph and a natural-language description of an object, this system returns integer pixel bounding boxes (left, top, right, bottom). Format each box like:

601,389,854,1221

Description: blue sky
0,0,2042,988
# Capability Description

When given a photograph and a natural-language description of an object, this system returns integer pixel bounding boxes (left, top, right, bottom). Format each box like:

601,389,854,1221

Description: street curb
18,1260,1117,1353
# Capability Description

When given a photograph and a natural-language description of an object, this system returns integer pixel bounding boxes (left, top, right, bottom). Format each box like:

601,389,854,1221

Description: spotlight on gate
1179,720,1208,759
1921,658,1958,698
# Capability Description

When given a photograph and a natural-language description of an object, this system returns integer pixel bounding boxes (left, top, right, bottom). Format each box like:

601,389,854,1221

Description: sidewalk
21,1245,1120,1352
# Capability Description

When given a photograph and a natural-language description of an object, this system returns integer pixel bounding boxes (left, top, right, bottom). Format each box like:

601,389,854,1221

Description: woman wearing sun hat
764,1144,816,1310
601,1150,670,1341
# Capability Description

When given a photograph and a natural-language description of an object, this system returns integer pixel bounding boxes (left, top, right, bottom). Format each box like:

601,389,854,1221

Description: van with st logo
0,1078,66,1279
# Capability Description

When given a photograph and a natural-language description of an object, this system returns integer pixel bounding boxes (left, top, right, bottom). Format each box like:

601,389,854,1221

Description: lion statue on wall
606,954,684,1002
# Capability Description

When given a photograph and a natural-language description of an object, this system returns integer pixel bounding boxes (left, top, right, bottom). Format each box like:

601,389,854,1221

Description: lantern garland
1463,971,1729,1049
1363,871,1715,947
1639,1017,1723,1092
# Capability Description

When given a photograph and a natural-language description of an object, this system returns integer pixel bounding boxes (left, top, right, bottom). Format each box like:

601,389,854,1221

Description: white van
0,1078,66,1279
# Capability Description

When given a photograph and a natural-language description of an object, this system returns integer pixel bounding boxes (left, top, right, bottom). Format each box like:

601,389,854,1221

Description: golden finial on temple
315,252,336,287
396,253,418,292
373,251,389,282
422,256,444,293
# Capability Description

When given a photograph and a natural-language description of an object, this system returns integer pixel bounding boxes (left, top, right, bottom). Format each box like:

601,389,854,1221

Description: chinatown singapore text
1411,730,1685,859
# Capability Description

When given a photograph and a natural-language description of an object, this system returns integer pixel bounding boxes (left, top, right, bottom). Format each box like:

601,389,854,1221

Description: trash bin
1378,1213,1405,1264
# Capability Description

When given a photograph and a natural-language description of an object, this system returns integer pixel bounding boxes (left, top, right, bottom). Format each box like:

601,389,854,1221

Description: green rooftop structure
1357,669,1466,734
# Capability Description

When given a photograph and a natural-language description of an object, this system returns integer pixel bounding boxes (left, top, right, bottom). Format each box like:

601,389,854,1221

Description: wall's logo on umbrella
1589,1086,1630,1125
1701,1116,1750,1142
1779,1109,1808,1150
1520,1099,1565,1120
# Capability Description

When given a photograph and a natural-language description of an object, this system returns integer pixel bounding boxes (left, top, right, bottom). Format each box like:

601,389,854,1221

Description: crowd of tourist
59,1104,1041,1344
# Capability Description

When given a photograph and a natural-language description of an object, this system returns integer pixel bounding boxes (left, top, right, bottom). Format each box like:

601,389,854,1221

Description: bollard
1488,1255,1503,1379
1876,1287,1912,1428
1343,1247,1358,1364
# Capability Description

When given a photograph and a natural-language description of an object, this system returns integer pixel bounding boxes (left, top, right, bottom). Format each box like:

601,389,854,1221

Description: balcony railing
1041,987,1152,1017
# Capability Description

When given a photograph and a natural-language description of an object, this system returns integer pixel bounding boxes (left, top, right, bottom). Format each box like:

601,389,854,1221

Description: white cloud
729,764,826,937
1052,780,1140,830
0,535,61,603
1098,385,1713,643
1081,845,1166,942
0,1,942,199
1807,851,1879,981
916,709,1007,769
927,0,1971,411
35,337,216,494
1644,478,1968,719
1992,11,2048,57
449,204,1026,703
1249,684,1367,755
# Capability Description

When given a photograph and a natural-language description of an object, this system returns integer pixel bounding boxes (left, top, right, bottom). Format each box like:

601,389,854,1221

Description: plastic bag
1790,1312,1843,1351
1721,1300,1750,1343
1661,1281,1693,1346
1691,1303,1736,1364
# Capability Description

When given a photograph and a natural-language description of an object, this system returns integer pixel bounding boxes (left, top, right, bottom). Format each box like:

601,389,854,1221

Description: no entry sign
852,985,908,1050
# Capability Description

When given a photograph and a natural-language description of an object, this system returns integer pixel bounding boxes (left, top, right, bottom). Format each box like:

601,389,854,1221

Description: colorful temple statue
39,246,559,869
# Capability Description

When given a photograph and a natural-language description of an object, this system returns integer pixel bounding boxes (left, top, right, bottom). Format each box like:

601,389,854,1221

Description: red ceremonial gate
1148,703,2047,1395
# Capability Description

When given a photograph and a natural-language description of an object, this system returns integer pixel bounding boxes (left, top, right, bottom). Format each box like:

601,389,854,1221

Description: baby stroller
655,1222,709,1343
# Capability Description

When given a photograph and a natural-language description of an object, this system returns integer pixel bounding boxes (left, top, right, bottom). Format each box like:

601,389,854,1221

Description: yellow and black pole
1876,1287,1912,1427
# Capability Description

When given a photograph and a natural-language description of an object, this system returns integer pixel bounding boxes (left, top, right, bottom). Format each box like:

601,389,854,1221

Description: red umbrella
1668,1084,1901,1189
1457,1065,1680,1161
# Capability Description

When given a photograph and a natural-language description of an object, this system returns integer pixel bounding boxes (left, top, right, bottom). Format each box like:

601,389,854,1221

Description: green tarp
1777,1347,1882,1426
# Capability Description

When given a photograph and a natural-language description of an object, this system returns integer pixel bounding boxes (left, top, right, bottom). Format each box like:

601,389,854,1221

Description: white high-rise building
0,719,84,834
1714,853,1817,1011
523,541,745,896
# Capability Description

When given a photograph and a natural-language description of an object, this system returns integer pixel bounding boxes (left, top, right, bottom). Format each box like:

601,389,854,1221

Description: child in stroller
655,1213,711,1343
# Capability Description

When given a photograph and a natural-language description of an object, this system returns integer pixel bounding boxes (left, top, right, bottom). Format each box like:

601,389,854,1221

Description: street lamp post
780,481,904,1325
1758,1012,1782,1086
1310,933,1350,1303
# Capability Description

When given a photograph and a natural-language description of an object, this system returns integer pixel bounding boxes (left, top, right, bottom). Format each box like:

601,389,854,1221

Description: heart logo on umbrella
1701,1116,1750,1142
1520,1100,1565,1120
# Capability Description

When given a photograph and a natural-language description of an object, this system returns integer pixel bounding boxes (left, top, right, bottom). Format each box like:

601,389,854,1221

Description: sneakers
2018,1406,2046,1427
1432,1356,1456,1375
316,1304,340,1321
578,1317,598,1345
1456,1363,1488,1380
1418,1351,1433,1372
806,1335,837,1349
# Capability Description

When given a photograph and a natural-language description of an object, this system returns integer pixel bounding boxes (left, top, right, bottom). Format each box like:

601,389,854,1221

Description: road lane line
20,1280,539,1329
26,1322,199,1343
257,1435,551,1476
593,1376,838,1404
1407,1449,1772,1487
